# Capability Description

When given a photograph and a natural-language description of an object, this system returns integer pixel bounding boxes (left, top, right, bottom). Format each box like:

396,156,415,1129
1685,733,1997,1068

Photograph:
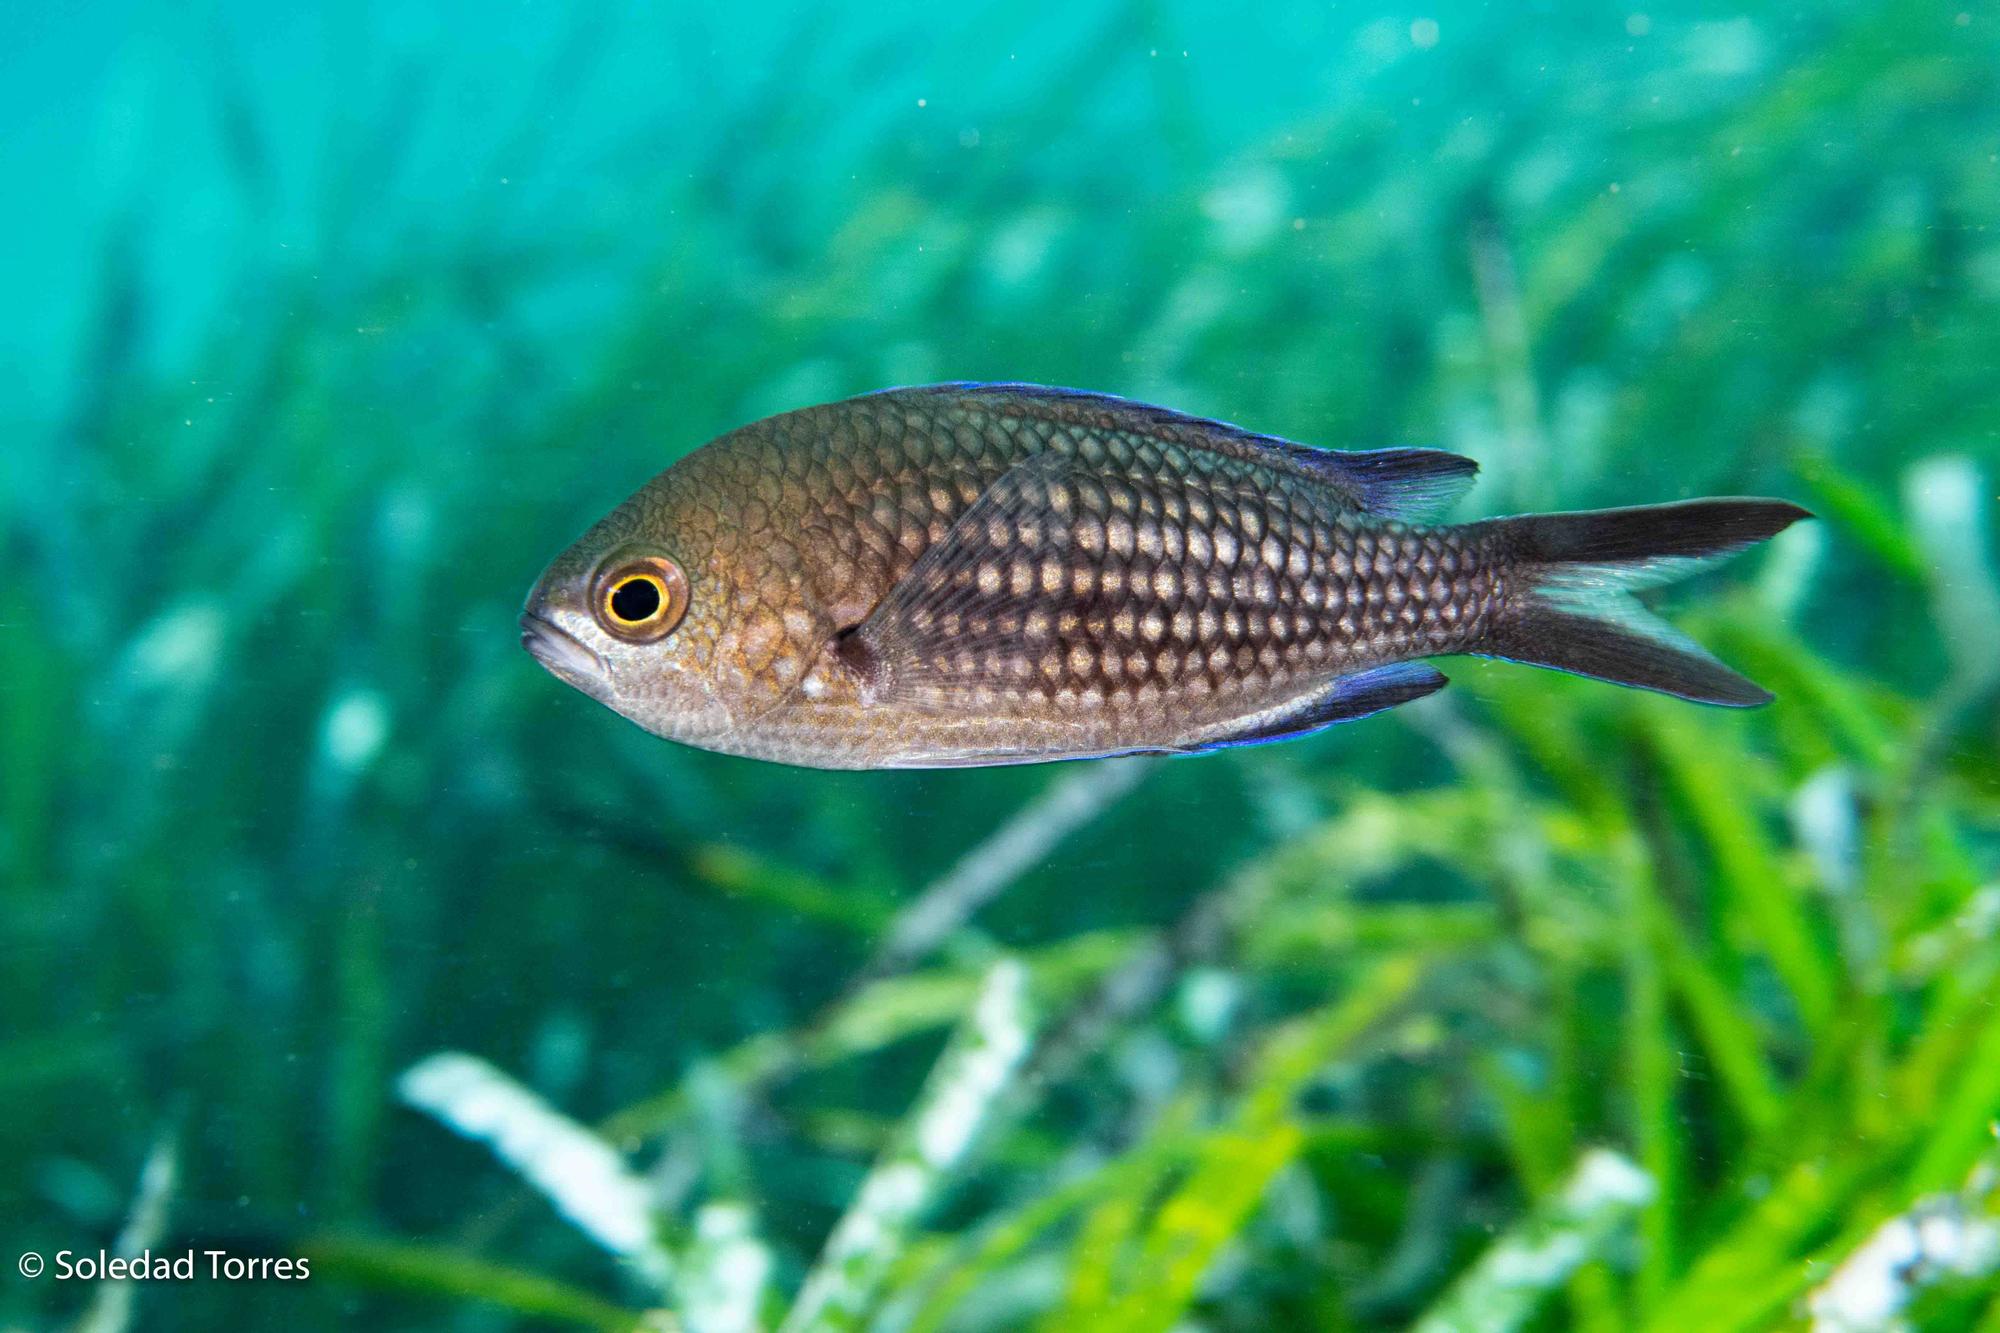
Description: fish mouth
520,611,609,695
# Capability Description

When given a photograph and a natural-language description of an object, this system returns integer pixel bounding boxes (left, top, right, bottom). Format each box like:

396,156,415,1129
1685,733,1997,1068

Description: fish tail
1474,498,1811,706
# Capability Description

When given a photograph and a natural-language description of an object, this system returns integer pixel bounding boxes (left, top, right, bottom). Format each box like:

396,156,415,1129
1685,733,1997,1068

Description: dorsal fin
868,383,1479,521
1293,445,1480,521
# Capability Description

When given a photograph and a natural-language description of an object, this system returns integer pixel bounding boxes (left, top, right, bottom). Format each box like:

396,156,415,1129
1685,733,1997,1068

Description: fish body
522,384,1806,769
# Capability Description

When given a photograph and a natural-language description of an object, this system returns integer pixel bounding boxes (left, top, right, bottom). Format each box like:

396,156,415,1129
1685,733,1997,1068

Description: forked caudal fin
1478,498,1812,707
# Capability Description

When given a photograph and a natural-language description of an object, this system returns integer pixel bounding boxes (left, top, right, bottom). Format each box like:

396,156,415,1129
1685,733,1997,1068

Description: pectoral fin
845,450,1092,703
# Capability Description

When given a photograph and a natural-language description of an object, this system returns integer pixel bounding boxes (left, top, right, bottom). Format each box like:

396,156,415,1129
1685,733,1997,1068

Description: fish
521,383,1809,769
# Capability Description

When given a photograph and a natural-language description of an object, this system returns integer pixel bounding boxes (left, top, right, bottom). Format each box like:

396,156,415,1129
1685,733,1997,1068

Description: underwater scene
5,0,2000,1328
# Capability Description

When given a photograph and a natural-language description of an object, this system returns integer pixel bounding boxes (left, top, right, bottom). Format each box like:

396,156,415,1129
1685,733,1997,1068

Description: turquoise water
5,3,1999,1329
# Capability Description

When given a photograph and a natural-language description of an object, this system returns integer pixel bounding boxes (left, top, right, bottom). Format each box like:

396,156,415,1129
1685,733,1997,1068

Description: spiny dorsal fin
872,383,1480,521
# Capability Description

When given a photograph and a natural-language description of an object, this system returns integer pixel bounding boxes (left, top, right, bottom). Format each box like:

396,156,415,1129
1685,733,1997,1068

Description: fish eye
593,556,688,641
610,576,660,621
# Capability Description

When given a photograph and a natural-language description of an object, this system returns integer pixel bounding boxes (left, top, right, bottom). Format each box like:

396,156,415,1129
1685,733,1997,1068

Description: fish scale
715,389,1494,751
523,383,1807,768
903,481,1489,708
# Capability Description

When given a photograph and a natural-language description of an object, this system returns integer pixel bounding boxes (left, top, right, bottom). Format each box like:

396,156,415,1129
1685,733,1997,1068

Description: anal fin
1193,661,1447,752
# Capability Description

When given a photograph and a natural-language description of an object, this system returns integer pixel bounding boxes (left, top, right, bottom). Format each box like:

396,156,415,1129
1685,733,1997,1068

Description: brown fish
521,384,1806,769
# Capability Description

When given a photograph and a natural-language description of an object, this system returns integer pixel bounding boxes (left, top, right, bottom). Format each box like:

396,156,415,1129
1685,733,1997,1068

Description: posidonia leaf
399,1052,674,1289
1412,1150,1654,1333
303,1234,653,1332
781,959,1036,1333
1645,708,1839,1038
1079,954,1429,1333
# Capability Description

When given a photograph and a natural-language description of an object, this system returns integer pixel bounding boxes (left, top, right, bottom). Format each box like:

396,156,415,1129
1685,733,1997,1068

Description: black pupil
610,577,662,623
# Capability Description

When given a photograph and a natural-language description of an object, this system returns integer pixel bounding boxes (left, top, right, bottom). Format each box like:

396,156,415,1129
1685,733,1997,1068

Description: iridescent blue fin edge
1191,661,1447,752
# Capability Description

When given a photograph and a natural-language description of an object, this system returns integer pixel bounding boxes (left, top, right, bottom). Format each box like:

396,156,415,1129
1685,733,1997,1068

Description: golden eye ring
592,556,689,641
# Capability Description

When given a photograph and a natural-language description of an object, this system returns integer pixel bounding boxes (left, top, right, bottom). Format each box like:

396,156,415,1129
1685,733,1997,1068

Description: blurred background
4,1,1999,1329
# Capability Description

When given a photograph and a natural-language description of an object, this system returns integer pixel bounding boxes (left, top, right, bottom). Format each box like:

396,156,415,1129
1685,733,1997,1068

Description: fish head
521,466,772,749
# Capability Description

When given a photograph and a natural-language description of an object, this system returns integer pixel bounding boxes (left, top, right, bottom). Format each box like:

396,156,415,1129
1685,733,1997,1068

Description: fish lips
520,611,612,699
